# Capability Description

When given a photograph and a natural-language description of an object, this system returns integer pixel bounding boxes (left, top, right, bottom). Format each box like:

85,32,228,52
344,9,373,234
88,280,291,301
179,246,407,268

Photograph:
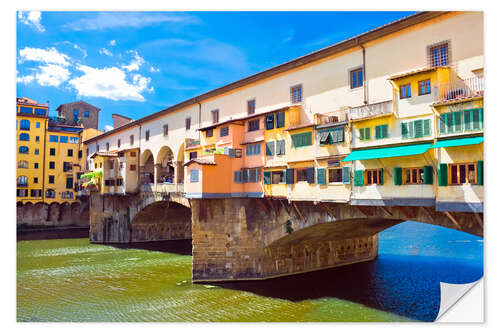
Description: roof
112,113,133,120
89,151,118,159
83,11,449,144
431,136,483,148
56,100,101,112
286,123,315,131
343,143,431,161
388,66,448,80
183,158,217,166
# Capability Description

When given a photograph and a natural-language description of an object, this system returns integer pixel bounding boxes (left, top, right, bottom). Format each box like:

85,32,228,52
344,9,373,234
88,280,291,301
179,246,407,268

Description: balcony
349,100,393,121
433,77,484,104
316,108,349,126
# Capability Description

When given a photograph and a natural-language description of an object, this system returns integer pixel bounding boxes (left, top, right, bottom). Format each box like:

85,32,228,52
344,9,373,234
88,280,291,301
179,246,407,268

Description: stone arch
130,200,192,242
156,146,175,183
34,202,49,222
59,202,72,225
140,149,154,184
47,202,60,223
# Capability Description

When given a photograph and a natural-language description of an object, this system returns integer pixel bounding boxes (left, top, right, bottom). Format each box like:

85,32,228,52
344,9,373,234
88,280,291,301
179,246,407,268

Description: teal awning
431,136,483,148
343,143,431,162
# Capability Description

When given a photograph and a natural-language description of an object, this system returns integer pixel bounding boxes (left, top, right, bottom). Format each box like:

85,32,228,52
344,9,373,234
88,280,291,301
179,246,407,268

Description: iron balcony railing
349,100,393,121
433,77,484,103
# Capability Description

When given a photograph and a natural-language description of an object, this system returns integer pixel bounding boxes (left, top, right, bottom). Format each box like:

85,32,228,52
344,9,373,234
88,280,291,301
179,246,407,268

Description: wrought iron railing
433,77,484,103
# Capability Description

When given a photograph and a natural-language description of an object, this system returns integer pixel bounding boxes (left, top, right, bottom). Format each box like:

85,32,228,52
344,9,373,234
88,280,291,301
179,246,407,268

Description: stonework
16,199,89,227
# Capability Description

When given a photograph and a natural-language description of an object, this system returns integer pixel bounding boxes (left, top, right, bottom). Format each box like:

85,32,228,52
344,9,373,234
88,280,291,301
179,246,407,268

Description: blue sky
16,11,415,131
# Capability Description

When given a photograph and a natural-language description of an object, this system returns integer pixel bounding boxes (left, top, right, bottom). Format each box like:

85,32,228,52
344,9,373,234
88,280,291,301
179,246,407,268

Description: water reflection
109,239,193,256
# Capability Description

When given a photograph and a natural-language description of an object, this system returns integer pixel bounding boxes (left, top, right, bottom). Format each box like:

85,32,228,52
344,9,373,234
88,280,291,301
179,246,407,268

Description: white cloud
17,75,34,84
64,12,199,31
109,40,116,46
99,48,113,57
35,64,70,87
104,125,114,132
122,51,144,72
18,11,45,32
149,66,160,73
69,65,153,101
19,47,71,66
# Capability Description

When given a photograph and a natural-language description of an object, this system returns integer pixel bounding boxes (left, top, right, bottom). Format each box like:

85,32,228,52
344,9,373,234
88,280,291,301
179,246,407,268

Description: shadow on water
108,239,193,256
17,227,90,241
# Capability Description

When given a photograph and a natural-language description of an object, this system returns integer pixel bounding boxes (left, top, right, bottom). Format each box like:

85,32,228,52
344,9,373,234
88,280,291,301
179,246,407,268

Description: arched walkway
156,146,175,184
140,149,154,184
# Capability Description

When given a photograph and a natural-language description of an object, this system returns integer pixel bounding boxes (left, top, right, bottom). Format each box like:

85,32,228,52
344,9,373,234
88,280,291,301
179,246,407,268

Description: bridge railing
141,183,184,194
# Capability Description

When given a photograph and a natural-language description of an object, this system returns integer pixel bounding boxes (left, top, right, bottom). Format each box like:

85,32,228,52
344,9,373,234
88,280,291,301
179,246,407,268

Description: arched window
17,176,28,186
19,146,29,154
46,189,56,198
19,133,29,141
20,119,30,130
18,160,28,168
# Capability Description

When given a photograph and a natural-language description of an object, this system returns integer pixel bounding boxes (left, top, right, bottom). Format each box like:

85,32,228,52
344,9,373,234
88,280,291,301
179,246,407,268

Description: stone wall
16,198,89,227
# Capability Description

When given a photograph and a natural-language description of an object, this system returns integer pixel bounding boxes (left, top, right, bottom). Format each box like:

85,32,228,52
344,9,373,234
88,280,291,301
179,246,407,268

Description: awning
343,143,431,161
431,136,483,148
319,131,331,144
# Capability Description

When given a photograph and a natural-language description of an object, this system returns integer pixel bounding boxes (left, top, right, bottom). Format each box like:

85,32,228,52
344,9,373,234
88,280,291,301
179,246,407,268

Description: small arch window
19,146,29,154
20,119,30,130
17,176,28,186
18,160,28,168
19,133,29,141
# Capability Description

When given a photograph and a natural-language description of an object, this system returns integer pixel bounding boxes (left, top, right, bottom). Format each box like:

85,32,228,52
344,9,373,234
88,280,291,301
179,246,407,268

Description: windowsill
349,86,364,92
328,182,345,186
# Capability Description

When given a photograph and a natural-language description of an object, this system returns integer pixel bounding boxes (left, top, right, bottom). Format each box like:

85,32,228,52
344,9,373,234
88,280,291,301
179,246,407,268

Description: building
82,12,484,216
56,100,101,129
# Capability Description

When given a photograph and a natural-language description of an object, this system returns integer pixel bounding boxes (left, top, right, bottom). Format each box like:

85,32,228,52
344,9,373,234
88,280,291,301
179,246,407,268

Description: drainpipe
138,124,142,190
41,117,48,202
360,42,368,105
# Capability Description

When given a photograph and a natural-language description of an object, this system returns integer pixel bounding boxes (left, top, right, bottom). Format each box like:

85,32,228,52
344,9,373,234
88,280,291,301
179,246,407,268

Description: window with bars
439,109,483,134
400,83,412,99
247,99,256,115
350,67,363,89
402,119,431,139
428,42,449,67
211,109,219,124
291,132,312,148
419,79,431,95
290,84,302,103
375,124,389,140
248,119,260,132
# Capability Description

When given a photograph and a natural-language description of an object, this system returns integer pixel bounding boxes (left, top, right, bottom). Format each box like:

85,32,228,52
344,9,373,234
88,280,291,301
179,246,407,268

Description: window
35,136,40,142
130,151,136,157
429,42,449,67
248,119,260,132
163,124,168,136
49,135,58,142
246,143,261,156
375,124,389,139
61,191,74,199
290,84,302,103
84,110,90,118
19,146,29,154
105,142,109,151
266,141,275,156
328,168,343,183
402,119,431,138
276,140,286,155
400,84,411,99
276,111,285,128
419,79,431,95
189,151,198,160
359,127,371,141
49,161,55,169
17,176,28,186
190,169,199,182
48,175,55,184
130,135,134,145
19,106,32,114
63,162,72,172
319,127,345,144
116,178,123,186
35,149,39,155
449,163,477,185
34,108,46,116
117,139,121,148
34,162,39,169
69,137,78,144
186,117,191,130
130,164,137,171
265,114,275,130
211,109,219,124
404,167,425,184
108,161,114,170
291,132,312,148
36,122,40,128
220,127,229,137
50,148,55,156
66,177,73,189
271,171,285,184
350,67,363,89
234,149,242,158
31,189,42,197
145,130,150,141
365,169,383,185
206,129,213,137
296,168,309,182
17,189,28,197
33,177,38,184
17,160,28,169
46,189,55,198
241,168,261,183
67,149,73,157
19,133,29,141
439,109,483,134
60,136,68,143
20,119,30,130
247,99,256,115
234,170,243,183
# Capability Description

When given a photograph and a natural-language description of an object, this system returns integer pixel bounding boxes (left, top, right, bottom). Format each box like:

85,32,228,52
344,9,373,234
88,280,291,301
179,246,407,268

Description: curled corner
436,278,483,322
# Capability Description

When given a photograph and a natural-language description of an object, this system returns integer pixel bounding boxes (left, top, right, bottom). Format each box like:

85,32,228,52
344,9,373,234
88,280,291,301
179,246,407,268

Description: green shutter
354,170,364,186
439,114,446,134
424,165,433,185
263,171,271,185
382,124,388,138
305,132,312,146
423,119,431,136
379,169,383,185
472,108,481,130
438,163,448,186
445,113,453,133
401,122,408,139
317,168,326,185
342,166,351,184
454,111,463,132
414,119,423,138
266,141,274,156
375,125,381,139
394,167,402,185
464,109,472,131
365,128,371,140
360,128,365,141
477,160,483,185
408,121,414,138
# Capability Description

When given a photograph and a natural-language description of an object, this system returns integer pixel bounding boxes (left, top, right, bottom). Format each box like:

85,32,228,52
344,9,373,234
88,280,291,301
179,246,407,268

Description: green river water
17,238,410,322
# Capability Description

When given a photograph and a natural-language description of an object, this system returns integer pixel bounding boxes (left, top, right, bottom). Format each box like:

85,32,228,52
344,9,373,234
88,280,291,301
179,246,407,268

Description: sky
16,11,415,132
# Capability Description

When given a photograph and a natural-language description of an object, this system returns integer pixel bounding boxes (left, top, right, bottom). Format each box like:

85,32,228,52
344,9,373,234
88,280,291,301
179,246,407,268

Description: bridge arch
140,149,154,184
156,146,175,183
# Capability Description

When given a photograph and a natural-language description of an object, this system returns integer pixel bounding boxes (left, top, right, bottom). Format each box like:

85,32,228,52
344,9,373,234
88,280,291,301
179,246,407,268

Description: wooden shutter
365,128,371,140
477,160,484,185
266,141,274,156
360,128,365,141
424,165,433,184
276,112,285,128
305,132,312,146
401,122,408,139
423,119,431,136
265,114,275,130
263,171,271,185
394,167,402,185
306,167,315,184
342,166,351,184
379,169,383,185
382,124,388,138
414,119,423,138
445,113,453,133
354,170,364,186
454,111,463,132
464,109,472,131
439,114,446,134
438,163,448,186
286,168,295,184
375,125,381,139
472,108,481,130
317,168,326,185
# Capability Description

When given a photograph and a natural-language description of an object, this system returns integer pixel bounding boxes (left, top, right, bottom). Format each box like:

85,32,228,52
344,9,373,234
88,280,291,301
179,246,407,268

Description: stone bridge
89,189,483,281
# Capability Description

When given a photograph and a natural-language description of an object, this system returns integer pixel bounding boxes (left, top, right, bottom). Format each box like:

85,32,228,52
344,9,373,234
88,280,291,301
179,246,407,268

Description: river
16,221,483,322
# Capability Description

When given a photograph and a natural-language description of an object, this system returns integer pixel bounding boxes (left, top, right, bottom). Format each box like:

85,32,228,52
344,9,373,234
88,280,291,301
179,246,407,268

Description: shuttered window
477,160,484,185
375,124,389,139
359,127,371,141
317,168,326,185
286,168,295,184
265,114,275,130
246,143,261,156
276,111,285,128
394,167,403,185
424,166,433,185
402,119,431,139
440,109,483,134
263,171,271,185
220,127,229,137
190,170,199,183
438,163,448,186
276,140,286,155
354,170,364,186
306,167,315,184
342,166,351,184
291,132,312,148
319,127,344,144
266,141,275,156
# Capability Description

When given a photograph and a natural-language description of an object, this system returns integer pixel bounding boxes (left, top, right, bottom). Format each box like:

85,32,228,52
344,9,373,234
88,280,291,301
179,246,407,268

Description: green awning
431,136,483,148
343,143,431,162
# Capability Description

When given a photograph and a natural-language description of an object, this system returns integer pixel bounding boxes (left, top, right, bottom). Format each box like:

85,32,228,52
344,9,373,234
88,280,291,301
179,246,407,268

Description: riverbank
17,225,89,241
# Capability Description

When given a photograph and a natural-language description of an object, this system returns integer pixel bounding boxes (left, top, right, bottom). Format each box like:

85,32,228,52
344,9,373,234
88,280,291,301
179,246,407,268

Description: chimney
112,114,133,129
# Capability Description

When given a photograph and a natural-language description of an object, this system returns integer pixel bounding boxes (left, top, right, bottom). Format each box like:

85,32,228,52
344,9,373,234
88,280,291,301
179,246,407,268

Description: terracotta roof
183,158,217,166
84,11,449,144
388,66,448,80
